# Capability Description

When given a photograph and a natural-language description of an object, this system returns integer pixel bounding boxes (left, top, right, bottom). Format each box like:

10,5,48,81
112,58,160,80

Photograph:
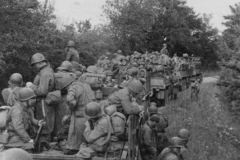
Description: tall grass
160,80,240,160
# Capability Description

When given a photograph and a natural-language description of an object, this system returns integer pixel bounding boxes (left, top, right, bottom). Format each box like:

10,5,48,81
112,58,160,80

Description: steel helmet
178,128,190,140
106,71,113,76
148,105,158,114
86,66,97,74
170,137,183,147
57,61,73,72
117,50,122,54
85,102,102,118
67,40,75,47
131,62,138,68
127,68,135,76
128,80,143,94
149,114,159,123
31,53,46,65
150,102,157,106
8,73,23,86
119,81,129,89
19,88,36,101
59,74,75,90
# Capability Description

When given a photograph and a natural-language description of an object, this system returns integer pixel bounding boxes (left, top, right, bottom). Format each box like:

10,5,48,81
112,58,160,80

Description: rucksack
110,112,126,136
0,106,11,129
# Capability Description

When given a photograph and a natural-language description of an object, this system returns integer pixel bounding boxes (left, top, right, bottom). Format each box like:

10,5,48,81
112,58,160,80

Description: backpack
0,106,11,129
110,112,126,136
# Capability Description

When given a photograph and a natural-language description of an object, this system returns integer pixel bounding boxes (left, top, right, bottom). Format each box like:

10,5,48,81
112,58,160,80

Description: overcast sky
49,0,240,31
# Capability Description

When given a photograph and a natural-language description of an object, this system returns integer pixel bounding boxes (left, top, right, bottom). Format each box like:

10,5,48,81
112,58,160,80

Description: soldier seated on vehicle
76,102,122,158
2,73,23,106
104,71,117,87
147,104,169,154
157,137,190,160
3,88,44,152
108,80,144,116
140,114,159,160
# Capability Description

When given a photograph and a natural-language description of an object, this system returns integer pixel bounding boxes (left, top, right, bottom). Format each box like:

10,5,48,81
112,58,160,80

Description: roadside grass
160,80,240,160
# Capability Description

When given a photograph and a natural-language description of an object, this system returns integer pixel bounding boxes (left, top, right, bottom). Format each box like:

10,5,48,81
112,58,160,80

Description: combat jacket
30,65,55,135
2,87,22,106
66,48,79,62
30,65,55,96
158,147,190,160
84,114,112,152
6,103,38,147
140,122,157,159
108,88,140,115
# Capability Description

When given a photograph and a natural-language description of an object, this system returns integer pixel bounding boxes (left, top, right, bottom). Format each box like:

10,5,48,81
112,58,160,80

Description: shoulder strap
7,87,18,106
99,115,112,146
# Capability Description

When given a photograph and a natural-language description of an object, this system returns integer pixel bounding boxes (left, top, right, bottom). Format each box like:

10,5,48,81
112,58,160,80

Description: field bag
111,112,126,136
45,90,61,105
0,106,10,144
0,106,11,129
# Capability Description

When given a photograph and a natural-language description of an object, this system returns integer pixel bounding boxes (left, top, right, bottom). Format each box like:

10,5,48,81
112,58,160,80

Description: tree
218,3,240,116
103,0,219,67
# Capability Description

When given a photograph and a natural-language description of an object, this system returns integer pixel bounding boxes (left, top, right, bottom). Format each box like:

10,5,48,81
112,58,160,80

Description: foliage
0,0,116,94
103,0,219,68
162,81,240,160
218,3,240,116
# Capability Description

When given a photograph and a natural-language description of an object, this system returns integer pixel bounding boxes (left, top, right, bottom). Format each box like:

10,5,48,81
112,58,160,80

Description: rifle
34,100,47,152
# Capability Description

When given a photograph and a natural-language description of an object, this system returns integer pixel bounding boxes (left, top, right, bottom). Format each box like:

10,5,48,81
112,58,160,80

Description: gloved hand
26,82,33,88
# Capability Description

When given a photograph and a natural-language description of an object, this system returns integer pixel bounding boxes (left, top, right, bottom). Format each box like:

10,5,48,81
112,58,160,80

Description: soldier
76,102,113,158
190,79,200,100
57,61,74,73
53,74,76,136
140,114,159,160
160,43,169,56
2,73,23,106
28,53,55,142
66,40,80,71
177,129,190,148
126,67,139,84
5,88,44,151
118,56,129,84
147,104,169,154
64,79,95,155
108,80,144,115
104,71,116,87
157,137,190,160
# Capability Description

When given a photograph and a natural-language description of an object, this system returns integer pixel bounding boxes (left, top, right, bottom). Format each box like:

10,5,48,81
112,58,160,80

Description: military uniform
108,88,141,115
66,48,80,71
5,103,38,150
53,72,76,135
2,87,22,106
84,114,112,152
157,147,189,160
66,81,95,151
140,122,157,160
30,65,55,137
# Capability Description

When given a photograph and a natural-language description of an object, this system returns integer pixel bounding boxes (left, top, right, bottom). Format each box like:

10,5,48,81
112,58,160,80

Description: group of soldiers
0,40,194,160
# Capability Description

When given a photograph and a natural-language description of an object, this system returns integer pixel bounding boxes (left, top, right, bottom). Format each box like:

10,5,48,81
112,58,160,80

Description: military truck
145,65,171,107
